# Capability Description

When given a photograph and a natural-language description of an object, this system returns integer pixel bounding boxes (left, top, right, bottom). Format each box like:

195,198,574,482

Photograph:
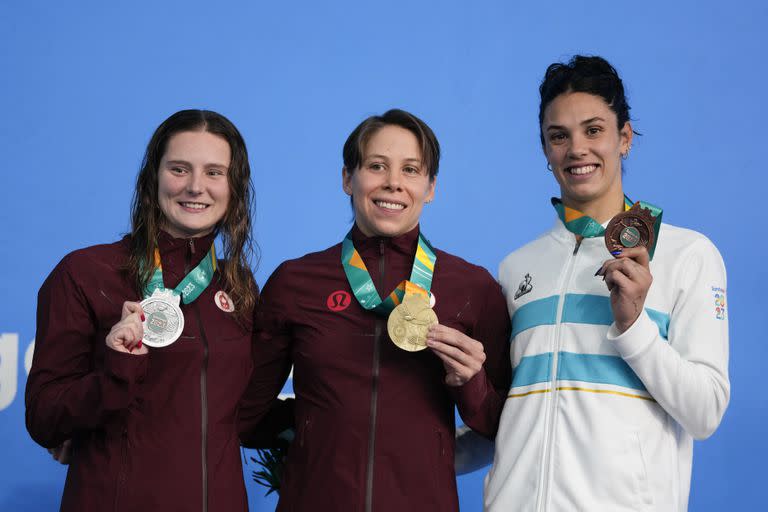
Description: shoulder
656,222,725,267
52,238,129,279
260,241,342,298
498,229,556,281
433,248,497,289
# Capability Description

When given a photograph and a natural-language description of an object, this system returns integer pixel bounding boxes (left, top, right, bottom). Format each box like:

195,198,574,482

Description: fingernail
611,250,622,256
594,268,602,276
138,340,143,349
141,314,146,321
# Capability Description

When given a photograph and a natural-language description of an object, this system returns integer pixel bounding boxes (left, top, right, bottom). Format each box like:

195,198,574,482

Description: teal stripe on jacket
512,293,670,339
511,352,646,391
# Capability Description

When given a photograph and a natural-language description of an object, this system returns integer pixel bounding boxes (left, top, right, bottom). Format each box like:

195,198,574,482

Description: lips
374,199,406,211
565,164,598,176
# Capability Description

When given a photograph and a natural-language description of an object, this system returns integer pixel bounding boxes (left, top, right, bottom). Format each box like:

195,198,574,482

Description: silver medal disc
140,289,184,348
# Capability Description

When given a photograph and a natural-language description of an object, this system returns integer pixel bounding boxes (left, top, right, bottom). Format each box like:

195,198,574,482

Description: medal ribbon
552,195,663,258
341,231,436,316
144,245,217,303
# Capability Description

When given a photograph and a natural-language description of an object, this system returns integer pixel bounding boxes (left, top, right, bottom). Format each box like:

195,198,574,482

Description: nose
567,133,588,159
383,168,402,191
186,170,204,194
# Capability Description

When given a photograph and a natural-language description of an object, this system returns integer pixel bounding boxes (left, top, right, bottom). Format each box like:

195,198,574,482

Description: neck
563,190,625,224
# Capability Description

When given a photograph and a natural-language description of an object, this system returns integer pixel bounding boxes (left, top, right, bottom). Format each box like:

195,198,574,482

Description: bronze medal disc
387,294,438,352
604,203,656,255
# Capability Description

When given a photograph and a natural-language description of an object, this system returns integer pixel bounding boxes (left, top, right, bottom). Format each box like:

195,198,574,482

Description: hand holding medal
105,301,148,354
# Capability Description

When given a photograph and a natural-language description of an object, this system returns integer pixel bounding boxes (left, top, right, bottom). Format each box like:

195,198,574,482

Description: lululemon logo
327,290,351,312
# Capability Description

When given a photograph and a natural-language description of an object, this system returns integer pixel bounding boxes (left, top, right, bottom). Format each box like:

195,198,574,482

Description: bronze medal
387,294,438,352
604,203,657,255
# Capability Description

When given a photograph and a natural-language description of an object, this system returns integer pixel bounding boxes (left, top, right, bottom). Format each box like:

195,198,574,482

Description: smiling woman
237,109,512,512
24,110,281,511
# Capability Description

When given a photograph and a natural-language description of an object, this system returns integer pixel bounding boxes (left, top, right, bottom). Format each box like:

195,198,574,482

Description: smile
179,202,209,210
566,164,598,176
374,200,406,211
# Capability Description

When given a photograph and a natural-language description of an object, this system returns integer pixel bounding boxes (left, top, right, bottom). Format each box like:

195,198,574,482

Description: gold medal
387,294,438,352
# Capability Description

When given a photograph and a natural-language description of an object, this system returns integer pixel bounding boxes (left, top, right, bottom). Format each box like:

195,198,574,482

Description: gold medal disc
387,294,438,352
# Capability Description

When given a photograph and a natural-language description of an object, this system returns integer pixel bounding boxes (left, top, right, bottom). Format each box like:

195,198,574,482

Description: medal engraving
140,289,184,348
387,294,438,352
605,203,657,255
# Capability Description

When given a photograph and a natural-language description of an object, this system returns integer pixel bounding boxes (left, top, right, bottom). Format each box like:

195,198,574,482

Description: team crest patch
429,292,436,308
327,290,351,312
215,290,235,313
712,286,727,320
514,273,533,300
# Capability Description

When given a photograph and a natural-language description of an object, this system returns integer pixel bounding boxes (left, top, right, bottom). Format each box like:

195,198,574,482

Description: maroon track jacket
26,232,256,512
239,225,511,511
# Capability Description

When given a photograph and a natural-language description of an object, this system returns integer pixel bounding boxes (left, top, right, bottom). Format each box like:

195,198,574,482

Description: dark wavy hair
127,109,257,318
538,55,633,146
343,108,440,179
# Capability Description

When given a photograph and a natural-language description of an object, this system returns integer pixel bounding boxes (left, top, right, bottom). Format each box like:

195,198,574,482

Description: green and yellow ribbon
552,195,663,259
341,231,436,316
144,245,217,302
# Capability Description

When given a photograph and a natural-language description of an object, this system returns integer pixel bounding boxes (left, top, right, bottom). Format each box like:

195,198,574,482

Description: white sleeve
607,237,730,439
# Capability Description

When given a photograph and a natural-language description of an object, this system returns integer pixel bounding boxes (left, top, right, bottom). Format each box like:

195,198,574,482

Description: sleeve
238,262,295,446
608,238,730,439
25,257,148,448
451,272,512,439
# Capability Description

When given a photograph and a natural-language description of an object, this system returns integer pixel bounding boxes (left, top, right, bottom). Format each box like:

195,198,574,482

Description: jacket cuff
607,312,658,361
451,366,489,416
104,348,149,385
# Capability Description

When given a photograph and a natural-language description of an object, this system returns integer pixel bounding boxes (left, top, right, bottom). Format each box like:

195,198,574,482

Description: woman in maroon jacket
239,109,511,511
26,110,262,511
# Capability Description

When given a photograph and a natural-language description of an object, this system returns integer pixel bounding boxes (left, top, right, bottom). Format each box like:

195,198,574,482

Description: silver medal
140,289,184,348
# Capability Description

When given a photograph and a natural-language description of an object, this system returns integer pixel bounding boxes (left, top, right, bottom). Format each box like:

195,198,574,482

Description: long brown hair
127,109,257,318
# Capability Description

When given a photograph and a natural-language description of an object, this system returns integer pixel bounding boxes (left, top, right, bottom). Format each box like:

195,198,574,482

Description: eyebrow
364,154,422,164
546,117,607,131
164,159,228,168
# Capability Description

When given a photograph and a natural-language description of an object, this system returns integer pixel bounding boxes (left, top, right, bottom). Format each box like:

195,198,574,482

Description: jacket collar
349,223,421,257
156,230,218,279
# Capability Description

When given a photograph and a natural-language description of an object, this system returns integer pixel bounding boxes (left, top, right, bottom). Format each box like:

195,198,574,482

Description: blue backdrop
2,1,765,510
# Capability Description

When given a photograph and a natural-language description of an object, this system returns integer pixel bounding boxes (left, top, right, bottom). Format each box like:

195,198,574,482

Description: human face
157,130,231,238
542,92,632,214
342,124,436,237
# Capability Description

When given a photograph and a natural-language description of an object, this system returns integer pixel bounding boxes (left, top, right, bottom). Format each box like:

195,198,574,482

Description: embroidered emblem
215,290,235,313
429,292,437,308
712,286,727,320
327,290,351,312
514,273,533,300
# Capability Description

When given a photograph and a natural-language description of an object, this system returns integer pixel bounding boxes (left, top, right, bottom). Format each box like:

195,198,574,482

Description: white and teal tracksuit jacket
484,219,730,511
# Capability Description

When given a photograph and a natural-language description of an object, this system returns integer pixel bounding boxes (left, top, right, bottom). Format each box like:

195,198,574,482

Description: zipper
535,237,582,512
195,303,210,512
113,428,128,512
186,239,209,512
364,239,386,512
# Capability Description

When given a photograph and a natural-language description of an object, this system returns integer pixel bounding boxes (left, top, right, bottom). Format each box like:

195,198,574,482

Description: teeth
568,165,597,175
375,200,405,210
180,202,208,210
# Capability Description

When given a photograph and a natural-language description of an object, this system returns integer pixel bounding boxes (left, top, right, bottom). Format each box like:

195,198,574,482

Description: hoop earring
546,163,553,172
621,144,632,160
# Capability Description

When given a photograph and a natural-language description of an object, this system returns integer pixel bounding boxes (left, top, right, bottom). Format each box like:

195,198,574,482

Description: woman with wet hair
484,56,730,511
26,109,267,511
239,108,511,511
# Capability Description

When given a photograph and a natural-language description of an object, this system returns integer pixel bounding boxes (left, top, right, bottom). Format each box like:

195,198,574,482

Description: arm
605,239,730,439
429,275,512,438
238,263,295,446
25,258,148,448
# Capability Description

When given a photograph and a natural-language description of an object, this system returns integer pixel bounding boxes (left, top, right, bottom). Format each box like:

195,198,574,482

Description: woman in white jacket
483,55,730,511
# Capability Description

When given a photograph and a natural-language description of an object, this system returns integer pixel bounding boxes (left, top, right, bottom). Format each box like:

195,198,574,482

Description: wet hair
342,108,440,179
127,109,257,318
538,55,632,146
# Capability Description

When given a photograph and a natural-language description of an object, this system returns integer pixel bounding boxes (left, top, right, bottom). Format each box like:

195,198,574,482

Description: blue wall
1,1,765,510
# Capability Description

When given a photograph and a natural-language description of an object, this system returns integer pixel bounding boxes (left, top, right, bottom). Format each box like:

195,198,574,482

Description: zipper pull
189,239,196,254
573,237,583,255
379,239,385,255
